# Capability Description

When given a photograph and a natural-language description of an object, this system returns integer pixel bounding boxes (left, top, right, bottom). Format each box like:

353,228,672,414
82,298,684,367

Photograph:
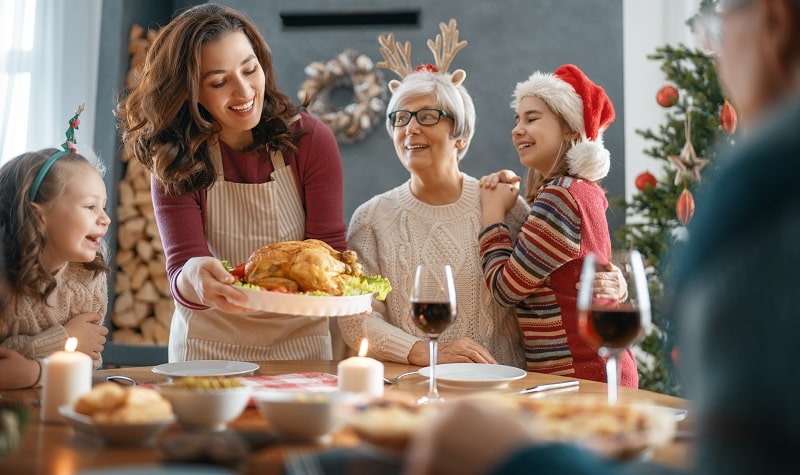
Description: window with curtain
0,0,102,165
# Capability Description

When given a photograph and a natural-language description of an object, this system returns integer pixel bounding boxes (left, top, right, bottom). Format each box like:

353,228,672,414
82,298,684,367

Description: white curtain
0,0,102,164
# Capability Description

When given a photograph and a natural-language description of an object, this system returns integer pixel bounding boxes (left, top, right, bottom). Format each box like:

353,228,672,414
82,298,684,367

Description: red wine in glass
577,251,650,404
579,303,643,351
411,302,456,336
410,264,457,404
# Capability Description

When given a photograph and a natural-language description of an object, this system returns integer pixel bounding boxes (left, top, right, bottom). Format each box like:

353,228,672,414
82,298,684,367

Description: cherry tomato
230,262,246,280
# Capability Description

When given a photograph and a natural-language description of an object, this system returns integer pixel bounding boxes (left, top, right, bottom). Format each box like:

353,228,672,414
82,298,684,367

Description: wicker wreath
299,49,388,144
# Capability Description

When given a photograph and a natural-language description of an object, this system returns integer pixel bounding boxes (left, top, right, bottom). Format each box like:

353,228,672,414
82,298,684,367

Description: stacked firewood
110,24,173,345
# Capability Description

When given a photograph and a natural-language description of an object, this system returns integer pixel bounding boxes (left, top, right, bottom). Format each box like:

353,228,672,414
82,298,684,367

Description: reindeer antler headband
377,18,467,92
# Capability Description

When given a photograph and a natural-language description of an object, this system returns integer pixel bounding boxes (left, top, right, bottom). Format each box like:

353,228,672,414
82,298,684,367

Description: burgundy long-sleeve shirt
151,112,347,308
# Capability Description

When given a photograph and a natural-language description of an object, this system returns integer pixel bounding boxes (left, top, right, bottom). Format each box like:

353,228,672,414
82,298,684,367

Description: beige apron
168,140,331,362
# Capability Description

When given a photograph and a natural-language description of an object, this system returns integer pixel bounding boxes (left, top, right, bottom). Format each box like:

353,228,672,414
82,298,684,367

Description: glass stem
428,338,439,399
606,354,619,404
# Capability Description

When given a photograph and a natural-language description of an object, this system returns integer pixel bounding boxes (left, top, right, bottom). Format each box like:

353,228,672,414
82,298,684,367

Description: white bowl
254,391,352,441
59,405,175,446
157,384,251,431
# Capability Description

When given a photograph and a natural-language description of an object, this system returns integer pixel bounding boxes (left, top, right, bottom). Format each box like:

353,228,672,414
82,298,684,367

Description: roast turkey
244,239,364,294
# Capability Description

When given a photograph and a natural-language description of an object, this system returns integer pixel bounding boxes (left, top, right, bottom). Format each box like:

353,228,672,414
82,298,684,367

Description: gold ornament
667,115,709,185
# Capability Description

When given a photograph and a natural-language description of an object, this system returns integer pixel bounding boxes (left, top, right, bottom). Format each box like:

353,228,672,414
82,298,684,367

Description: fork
105,375,163,386
383,370,418,385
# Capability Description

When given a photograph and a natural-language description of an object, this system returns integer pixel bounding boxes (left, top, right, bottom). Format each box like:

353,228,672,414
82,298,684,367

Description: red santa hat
511,64,615,181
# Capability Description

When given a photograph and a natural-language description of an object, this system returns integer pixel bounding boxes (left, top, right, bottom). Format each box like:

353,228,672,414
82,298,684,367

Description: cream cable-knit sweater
339,175,528,369
0,263,107,368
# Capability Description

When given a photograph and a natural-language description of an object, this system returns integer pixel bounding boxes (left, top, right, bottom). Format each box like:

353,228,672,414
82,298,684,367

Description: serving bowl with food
156,377,251,431
254,390,355,441
344,394,439,453
222,239,391,316
511,394,677,459
60,382,175,445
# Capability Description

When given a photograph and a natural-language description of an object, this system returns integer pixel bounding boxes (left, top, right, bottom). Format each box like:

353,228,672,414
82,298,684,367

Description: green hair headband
29,103,85,202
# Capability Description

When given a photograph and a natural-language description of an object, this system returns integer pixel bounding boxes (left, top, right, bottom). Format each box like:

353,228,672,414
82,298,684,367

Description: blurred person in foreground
404,0,800,473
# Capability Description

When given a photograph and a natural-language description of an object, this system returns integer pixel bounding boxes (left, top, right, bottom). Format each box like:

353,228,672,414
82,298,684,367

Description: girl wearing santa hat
478,64,638,387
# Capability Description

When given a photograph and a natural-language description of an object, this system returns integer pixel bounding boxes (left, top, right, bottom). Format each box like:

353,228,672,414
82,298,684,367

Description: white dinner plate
151,360,259,378
418,363,527,389
234,286,373,317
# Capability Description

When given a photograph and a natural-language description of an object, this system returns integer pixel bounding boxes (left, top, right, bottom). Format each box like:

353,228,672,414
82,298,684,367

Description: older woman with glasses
338,64,529,368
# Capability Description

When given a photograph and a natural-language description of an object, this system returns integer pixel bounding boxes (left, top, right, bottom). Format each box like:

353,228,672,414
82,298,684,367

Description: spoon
383,370,418,384
106,375,137,386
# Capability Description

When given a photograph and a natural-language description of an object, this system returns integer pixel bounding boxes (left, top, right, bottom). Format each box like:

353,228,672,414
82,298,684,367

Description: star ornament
668,140,708,185
668,117,709,185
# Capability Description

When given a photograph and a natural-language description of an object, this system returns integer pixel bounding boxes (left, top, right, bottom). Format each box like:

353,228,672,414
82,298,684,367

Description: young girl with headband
0,105,110,375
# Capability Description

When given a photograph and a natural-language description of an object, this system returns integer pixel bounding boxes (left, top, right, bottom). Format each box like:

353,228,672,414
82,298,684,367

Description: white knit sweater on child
0,263,107,367
339,174,528,369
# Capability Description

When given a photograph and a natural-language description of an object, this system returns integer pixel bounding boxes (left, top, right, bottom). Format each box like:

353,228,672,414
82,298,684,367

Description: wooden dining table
0,360,693,474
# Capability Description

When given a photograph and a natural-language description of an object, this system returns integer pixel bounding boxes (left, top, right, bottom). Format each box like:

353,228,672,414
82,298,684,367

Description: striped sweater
479,176,638,387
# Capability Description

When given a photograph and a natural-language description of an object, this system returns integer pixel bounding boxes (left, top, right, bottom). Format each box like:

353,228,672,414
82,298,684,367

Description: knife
518,380,579,394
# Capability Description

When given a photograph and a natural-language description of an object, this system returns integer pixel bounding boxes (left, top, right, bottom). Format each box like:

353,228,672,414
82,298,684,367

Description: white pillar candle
40,337,92,423
337,339,384,397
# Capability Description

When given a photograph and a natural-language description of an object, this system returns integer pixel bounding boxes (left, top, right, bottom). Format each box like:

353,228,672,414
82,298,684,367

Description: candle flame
65,337,78,352
358,338,369,357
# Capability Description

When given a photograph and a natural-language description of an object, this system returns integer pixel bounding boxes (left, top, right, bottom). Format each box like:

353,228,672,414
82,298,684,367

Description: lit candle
40,337,92,423
337,339,384,397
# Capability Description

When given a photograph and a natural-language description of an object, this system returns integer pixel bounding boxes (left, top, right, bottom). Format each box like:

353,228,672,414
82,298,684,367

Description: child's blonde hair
0,148,109,301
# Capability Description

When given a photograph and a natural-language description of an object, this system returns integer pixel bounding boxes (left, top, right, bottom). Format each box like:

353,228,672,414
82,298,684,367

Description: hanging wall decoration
299,49,388,144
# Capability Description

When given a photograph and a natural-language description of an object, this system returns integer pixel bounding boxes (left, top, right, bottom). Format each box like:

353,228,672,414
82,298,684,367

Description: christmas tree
613,1,737,396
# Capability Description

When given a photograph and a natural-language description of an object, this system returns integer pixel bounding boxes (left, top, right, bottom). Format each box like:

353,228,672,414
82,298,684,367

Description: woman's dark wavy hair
115,3,303,196
0,148,109,303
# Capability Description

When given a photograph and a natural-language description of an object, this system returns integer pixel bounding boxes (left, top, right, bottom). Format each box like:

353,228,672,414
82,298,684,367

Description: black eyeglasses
388,109,454,127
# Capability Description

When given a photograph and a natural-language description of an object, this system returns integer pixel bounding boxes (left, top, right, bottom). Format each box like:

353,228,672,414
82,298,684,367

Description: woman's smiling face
392,94,460,176
197,31,265,149
511,95,569,175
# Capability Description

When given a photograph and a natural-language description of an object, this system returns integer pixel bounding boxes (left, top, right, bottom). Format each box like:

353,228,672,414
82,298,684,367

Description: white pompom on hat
511,64,615,181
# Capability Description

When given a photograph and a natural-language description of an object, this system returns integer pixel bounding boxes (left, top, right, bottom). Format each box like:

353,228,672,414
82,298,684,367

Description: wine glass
577,250,651,404
410,264,457,404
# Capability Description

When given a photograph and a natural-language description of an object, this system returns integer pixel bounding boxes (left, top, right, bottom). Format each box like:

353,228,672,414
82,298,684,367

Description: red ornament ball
656,85,679,108
70,118,80,128
635,171,657,191
676,189,695,225
720,100,738,134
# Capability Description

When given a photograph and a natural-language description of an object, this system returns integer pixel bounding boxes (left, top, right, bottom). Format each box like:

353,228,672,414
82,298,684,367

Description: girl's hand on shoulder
479,169,521,189
179,256,251,312
480,183,520,226
64,313,108,360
